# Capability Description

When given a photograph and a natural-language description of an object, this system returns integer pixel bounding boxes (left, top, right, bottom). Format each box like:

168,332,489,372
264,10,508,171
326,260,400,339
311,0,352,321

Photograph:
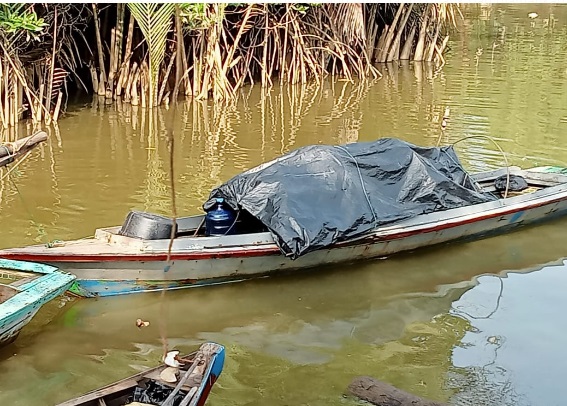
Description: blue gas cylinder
205,197,237,236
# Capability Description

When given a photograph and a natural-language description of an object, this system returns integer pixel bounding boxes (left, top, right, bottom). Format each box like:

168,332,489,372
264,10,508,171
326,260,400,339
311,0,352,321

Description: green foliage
0,4,45,40
292,4,311,14
179,3,221,30
127,3,174,106
180,3,208,29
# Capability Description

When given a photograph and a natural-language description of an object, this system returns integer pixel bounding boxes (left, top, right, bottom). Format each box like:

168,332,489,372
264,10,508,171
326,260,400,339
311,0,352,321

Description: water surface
1,4,567,405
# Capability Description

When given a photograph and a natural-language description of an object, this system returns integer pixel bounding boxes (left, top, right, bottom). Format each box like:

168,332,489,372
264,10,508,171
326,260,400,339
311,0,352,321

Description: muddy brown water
1,4,567,406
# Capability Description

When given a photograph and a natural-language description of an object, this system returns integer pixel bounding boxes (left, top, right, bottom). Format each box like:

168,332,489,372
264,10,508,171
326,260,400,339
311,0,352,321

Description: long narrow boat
0,166,566,297
57,342,225,406
0,258,75,345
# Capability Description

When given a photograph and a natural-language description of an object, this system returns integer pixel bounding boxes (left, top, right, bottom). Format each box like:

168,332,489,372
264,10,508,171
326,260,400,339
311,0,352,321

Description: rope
450,135,511,200
46,239,65,248
0,145,12,157
224,208,240,236
334,145,378,225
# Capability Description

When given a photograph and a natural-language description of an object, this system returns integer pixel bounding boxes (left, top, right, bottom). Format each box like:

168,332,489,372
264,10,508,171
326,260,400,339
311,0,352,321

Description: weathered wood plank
0,131,47,158
347,376,447,406
0,131,48,168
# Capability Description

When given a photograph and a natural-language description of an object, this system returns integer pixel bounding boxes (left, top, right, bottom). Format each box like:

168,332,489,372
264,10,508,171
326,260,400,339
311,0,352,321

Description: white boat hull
1,167,566,297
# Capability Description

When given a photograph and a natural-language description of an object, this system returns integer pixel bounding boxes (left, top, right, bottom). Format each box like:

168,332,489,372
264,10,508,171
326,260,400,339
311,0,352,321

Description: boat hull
56,342,225,406
0,259,75,345
2,167,567,297
40,195,567,296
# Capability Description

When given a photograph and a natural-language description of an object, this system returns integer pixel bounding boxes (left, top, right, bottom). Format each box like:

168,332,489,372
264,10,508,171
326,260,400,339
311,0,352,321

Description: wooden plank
0,131,47,158
58,378,139,405
348,376,447,406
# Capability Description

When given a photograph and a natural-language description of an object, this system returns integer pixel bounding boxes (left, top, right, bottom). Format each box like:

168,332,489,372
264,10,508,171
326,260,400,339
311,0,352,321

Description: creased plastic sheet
204,138,495,259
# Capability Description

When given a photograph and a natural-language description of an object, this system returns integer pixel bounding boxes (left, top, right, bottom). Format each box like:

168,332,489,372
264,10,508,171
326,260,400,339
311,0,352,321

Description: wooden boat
57,342,225,406
0,258,75,346
1,166,567,297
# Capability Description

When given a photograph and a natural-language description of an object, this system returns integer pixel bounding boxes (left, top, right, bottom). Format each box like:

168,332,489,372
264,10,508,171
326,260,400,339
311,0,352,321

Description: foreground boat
57,342,225,406
0,258,75,346
0,165,566,297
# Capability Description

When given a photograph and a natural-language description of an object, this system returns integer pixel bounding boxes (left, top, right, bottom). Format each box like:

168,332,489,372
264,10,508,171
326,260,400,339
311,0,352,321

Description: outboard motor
205,197,237,236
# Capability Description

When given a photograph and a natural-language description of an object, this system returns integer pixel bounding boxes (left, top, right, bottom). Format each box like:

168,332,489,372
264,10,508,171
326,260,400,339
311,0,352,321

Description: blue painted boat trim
194,343,225,403
0,258,61,275
68,276,249,297
0,259,76,344
66,200,567,298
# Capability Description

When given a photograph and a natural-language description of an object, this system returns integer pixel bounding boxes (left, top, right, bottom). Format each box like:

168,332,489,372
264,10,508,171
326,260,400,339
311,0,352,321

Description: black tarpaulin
204,138,495,259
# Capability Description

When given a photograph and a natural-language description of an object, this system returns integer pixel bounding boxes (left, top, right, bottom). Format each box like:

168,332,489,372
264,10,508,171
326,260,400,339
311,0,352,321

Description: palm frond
128,3,174,106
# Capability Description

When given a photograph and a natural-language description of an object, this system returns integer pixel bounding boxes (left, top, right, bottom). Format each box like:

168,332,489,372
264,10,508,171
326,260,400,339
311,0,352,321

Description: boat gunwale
3,167,567,263
56,343,225,406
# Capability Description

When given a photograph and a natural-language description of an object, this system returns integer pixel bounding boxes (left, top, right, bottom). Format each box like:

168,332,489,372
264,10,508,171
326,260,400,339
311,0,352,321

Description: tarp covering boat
204,138,495,258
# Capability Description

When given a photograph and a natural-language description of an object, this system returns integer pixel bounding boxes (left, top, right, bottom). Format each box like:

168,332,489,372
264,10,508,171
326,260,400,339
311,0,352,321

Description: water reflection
0,4,567,406
447,259,567,406
2,217,567,405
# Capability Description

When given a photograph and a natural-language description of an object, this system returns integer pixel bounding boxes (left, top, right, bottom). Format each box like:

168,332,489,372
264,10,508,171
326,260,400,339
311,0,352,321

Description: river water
1,4,567,406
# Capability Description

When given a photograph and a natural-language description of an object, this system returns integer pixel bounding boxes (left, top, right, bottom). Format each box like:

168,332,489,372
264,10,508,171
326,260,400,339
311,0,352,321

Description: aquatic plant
0,3,461,124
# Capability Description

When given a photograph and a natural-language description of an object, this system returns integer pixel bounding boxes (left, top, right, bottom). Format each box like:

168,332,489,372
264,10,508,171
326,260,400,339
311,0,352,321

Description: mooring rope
451,135,511,200
159,110,180,359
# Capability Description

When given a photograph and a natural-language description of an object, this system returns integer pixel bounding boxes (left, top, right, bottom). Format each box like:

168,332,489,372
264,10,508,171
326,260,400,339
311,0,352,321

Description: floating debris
135,318,150,328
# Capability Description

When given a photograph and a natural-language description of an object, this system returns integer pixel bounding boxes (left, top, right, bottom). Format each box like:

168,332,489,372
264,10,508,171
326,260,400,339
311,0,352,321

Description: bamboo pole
9,81,14,127
5,71,10,128
125,62,138,103
140,65,147,108
17,82,23,122
400,23,417,60
53,91,63,122
261,4,269,88
378,3,405,62
435,35,450,65
426,20,440,62
159,52,176,105
373,25,388,63
387,4,413,62
190,36,201,97
0,42,50,123
0,60,5,128
131,67,140,106
414,5,431,61
89,64,98,93
46,8,57,123
115,63,127,98
38,83,44,123
92,3,107,96
115,4,125,71
106,27,116,98
117,14,135,98
172,5,184,101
